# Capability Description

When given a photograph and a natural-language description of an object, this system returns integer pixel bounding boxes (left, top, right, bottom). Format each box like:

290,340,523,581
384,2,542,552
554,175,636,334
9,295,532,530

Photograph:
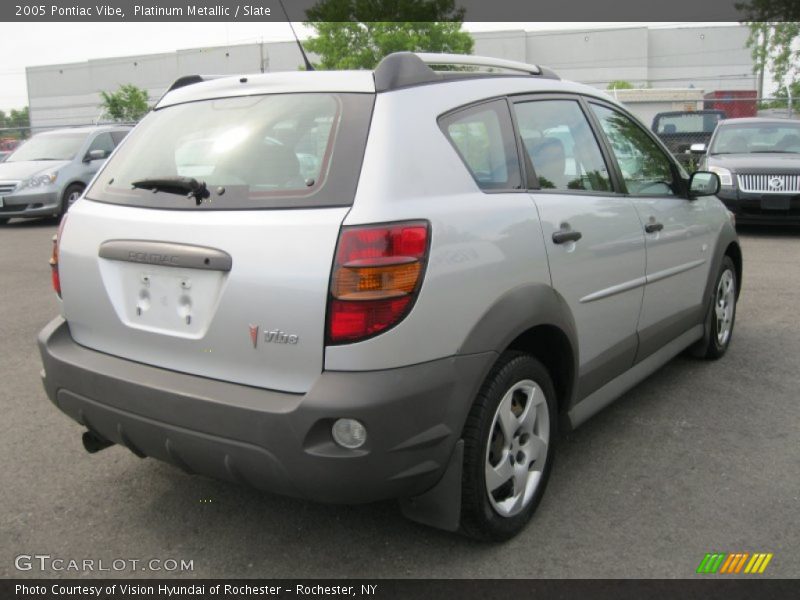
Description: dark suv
695,117,800,224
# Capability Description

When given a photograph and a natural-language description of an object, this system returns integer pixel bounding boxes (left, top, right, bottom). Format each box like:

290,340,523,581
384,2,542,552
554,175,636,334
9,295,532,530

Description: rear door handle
552,229,582,244
644,222,664,233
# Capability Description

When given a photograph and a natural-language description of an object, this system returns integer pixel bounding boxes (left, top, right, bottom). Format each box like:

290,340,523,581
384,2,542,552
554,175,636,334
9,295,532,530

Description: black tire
0,217,8,225
60,183,85,216
692,255,738,360
460,352,557,541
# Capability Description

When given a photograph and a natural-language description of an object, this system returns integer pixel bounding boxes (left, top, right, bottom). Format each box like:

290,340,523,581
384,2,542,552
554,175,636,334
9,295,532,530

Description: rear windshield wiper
131,176,210,205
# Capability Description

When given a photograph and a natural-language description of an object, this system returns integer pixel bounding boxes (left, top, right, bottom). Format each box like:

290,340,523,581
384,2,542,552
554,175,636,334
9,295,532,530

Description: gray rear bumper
38,317,495,504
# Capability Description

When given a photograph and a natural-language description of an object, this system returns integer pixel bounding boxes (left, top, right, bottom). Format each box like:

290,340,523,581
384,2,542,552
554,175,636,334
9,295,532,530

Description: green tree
0,107,30,139
607,80,634,91
304,0,473,70
738,2,800,96
100,84,150,122
759,80,800,109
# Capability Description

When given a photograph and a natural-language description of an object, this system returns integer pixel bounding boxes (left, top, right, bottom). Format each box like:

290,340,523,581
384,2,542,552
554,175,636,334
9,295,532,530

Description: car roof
654,110,725,117
156,70,613,115
35,125,132,137
718,117,800,126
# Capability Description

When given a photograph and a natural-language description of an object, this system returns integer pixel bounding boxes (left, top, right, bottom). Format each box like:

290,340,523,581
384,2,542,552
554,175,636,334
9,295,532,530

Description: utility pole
259,37,266,73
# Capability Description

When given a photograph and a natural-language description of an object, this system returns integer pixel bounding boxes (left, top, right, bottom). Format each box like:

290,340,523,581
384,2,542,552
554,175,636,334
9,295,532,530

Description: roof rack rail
416,53,542,75
373,52,559,92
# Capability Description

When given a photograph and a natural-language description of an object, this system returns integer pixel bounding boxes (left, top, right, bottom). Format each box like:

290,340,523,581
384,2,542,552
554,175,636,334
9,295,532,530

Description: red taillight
50,215,67,298
327,221,430,344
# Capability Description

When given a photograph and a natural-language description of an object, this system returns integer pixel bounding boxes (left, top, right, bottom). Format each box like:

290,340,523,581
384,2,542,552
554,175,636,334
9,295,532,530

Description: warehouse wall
26,41,309,128
26,25,756,129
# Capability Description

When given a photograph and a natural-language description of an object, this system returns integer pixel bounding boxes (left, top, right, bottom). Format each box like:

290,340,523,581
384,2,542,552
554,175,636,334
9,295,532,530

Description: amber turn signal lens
333,262,421,299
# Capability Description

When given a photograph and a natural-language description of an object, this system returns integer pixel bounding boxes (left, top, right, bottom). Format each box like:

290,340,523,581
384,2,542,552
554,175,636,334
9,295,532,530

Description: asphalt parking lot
1,217,798,579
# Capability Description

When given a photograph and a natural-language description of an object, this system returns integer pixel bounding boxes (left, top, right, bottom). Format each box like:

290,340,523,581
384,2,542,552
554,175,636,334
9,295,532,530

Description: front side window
109,130,129,146
87,93,374,210
87,133,115,157
513,99,611,192
591,104,677,196
440,100,521,191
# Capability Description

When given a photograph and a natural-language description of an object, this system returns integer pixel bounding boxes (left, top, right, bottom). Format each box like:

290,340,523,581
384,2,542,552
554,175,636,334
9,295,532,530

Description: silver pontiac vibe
38,52,741,541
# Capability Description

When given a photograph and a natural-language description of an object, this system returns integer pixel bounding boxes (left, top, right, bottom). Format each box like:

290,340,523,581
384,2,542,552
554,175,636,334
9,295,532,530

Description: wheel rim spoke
521,433,548,467
497,393,520,440
486,455,513,492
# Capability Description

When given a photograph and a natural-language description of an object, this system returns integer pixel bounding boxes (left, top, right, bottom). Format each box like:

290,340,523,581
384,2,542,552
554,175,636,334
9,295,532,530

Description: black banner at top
0,0,772,23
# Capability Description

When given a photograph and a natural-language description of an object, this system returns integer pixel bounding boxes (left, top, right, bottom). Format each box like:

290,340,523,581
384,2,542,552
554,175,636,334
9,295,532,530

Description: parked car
0,151,10,162
652,109,726,165
693,117,800,224
38,53,740,541
0,126,130,224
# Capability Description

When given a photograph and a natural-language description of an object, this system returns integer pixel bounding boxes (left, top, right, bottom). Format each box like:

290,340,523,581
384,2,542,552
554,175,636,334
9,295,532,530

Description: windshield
6,132,87,162
654,113,723,135
89,93,374,210
711,122,800,154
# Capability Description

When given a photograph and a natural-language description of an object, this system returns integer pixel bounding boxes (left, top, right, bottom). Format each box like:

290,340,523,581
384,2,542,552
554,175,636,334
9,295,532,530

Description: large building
26,25,757,129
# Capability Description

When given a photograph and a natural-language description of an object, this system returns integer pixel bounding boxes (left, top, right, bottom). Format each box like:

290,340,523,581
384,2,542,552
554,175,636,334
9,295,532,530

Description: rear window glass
87,93,374,210
654,112,723,134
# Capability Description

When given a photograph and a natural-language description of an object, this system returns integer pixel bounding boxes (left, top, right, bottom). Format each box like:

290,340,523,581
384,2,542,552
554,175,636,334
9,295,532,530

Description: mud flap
399,439,463,532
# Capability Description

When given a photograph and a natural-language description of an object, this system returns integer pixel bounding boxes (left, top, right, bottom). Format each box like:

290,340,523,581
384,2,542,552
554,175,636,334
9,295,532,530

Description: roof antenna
278,0,314,71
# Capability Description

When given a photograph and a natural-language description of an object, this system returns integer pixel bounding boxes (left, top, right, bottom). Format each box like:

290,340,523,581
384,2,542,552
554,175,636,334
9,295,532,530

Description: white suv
38,53,741,541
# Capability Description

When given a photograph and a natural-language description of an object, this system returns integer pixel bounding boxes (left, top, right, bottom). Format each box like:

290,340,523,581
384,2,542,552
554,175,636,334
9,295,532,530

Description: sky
0,21,743,112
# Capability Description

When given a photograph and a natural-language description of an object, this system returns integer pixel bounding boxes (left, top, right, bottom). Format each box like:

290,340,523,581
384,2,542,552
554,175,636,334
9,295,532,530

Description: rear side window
513,99,611,192
87,93,374,210
440,100,521,191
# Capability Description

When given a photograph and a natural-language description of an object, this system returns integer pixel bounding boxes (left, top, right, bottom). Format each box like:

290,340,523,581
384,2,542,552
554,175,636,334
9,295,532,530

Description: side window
110,130,129,146
591,104,677,196
87,132,115,158
440,100,521,191
513,99,611,192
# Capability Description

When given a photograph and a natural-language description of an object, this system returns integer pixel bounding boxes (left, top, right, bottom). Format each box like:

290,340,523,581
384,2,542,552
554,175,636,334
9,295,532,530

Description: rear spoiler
155,75,225,107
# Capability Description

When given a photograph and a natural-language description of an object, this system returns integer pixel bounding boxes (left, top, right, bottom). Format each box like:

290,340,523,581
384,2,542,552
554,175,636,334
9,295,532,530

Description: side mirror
84,149,108,163
688,171,720,198
690,143,707,154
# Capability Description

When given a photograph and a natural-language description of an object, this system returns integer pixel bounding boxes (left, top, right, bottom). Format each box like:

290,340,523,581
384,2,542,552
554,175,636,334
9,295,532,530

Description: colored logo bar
697,552,773,574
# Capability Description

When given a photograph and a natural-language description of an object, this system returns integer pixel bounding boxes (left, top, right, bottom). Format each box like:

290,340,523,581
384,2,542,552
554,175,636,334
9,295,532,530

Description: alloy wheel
484,379,550,517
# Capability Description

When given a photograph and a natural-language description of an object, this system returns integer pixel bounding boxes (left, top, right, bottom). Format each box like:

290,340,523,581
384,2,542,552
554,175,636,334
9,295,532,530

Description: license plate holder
761,196,790,211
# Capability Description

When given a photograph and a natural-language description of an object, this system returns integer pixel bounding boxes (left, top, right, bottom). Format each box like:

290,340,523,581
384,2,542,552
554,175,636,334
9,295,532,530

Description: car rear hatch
57,89,374,394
